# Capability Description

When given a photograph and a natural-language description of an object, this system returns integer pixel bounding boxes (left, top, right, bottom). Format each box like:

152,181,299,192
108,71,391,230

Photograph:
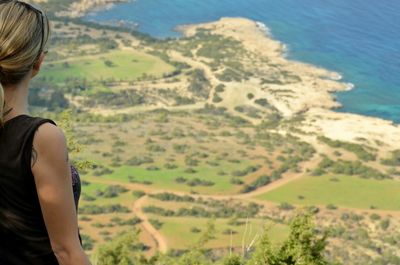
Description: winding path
133,195,168,254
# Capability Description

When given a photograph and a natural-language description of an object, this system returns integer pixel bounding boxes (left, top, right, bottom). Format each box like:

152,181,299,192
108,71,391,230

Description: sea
85,0,400,122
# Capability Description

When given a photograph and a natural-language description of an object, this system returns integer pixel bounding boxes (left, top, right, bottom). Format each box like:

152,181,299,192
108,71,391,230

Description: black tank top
0,115,82,265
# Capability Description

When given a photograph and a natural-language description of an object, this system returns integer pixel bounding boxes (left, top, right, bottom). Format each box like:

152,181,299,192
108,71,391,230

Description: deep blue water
85,0,400,122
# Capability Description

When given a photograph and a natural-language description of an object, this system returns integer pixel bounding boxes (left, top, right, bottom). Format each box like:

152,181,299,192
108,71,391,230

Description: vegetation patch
318,136,376,161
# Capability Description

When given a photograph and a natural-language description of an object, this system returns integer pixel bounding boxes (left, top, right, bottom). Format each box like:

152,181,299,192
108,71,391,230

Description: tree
248,213,331,265
92,230,141,265
223,255,244,265
58,109,92,171
276,213,329,265
247,229,276,265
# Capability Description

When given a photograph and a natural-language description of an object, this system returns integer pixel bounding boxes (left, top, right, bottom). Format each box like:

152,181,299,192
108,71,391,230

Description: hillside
27,5,400,264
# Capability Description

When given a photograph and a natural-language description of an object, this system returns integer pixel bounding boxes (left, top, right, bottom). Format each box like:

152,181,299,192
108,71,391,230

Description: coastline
178,17,349,112
56,0,129,18
54,8,400,150
177,17,400,150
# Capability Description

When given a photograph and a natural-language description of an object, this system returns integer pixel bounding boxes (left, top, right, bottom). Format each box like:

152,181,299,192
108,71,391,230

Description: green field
80,181,137,206
94,160,258,194
257,175,400,211
157,217,289,250
40,50,175,82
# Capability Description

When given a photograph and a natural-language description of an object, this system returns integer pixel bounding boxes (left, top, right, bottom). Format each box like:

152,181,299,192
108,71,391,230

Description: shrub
103,185,129,198
240,175,271,193
191,227,202,233
164,163,178,169
215,84,226,93
230,178,244,185
79,204,131,215
184,168,197,174
93,167,113,176
126,156,154,166
231,165,261,177
326,204,338,210
149,192,195,203
81,234,95,251
187,178,215,187
175,177,188,183
212,93,223,103
254,98,270,107
380,219,390,230
222,228,237,235
278,202,295,211
149,219,163,229
146,165,160,171
132,190,146,198
370,213,381,221
247,93,254,100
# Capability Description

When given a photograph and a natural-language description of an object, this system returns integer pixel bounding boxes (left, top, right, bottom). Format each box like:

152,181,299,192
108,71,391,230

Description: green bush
103,185,129,198
81,234,95,251
241,175,271,193
79,204,131,215
278,202,295,211
215,84,226,93
132,190,146,198
247,93,254,100
380,219,390,230
93,231,141,265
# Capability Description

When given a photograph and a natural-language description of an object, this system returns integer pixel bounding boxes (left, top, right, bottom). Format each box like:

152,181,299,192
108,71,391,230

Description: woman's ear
31,52,46,78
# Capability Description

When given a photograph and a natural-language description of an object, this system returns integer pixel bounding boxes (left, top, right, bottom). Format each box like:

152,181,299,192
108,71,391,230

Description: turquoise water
85,0,400,122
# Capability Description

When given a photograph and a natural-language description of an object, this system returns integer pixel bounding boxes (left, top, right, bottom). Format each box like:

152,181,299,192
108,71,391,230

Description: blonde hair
0,0,50,125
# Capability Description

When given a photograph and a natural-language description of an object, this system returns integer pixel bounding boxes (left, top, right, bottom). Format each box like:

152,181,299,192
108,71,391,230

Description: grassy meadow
40,50,175,82
97,162,254,194
257,175,400,211
157,217,289,250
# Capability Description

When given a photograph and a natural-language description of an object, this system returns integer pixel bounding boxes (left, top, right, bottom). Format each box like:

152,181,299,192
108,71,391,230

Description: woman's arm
31,123,91,265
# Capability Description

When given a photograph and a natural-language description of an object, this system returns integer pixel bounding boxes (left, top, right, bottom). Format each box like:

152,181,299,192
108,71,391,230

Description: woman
0,1,92,264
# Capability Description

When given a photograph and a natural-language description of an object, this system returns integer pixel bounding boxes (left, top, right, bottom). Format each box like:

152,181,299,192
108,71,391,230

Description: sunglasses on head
0,0,48,58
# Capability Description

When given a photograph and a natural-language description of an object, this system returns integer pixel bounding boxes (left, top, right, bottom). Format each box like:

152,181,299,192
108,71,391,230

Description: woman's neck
3,78,30,122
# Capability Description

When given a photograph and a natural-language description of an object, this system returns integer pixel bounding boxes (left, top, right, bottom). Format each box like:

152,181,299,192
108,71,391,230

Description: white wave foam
330,73,342,81
345,83,355,91
256,21,289,56
255,21,271,36
281,43,289,56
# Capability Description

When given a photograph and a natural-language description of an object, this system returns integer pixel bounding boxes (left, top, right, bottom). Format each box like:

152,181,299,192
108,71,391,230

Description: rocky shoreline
178,17,400,150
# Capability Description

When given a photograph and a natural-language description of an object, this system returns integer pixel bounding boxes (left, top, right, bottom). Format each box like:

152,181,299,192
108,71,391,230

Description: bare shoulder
32,122,68,167
34,122,66,147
